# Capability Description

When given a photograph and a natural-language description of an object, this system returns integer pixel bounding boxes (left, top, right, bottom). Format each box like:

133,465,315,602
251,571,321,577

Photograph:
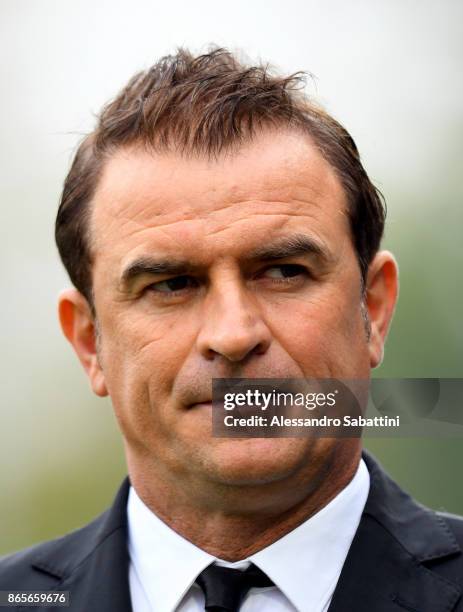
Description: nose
196,282,272,363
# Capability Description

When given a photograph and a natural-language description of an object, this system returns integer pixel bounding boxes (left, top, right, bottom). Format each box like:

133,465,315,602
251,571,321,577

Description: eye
146,275,198,294
262,264,308,280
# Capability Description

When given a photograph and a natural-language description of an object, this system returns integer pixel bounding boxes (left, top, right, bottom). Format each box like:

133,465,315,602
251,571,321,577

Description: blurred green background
1,0,462,555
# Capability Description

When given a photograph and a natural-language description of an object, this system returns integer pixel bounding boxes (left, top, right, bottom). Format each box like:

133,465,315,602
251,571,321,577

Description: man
1,47,462,612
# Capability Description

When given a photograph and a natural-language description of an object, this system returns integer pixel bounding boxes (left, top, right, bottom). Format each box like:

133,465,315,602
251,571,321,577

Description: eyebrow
120,258,192,289
119,233,331,291
245,233,329,262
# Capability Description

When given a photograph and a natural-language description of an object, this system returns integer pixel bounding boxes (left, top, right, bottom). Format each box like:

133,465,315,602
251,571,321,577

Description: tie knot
196,562,274,612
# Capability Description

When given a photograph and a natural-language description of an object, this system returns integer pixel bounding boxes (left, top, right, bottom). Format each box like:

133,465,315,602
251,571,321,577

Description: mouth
189,400,213,409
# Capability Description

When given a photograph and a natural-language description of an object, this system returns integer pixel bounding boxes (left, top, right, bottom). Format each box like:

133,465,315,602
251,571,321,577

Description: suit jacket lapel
329,451,462,612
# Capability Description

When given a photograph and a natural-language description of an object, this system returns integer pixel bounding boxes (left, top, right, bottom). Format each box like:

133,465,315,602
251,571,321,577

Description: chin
200,437,321,486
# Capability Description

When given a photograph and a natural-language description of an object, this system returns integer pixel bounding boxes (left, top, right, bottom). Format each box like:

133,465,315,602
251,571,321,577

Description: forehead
90,129,350,269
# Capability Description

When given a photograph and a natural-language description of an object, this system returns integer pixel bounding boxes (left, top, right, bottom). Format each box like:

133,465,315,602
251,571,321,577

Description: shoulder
0,513,109,590
362,451,463,565
0,540,61,590
0,477,130,592
436,511,463,550
438,511,463,531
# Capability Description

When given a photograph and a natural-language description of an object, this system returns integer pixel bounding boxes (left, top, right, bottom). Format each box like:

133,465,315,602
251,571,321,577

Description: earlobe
365,251,399,369
58,289,108,397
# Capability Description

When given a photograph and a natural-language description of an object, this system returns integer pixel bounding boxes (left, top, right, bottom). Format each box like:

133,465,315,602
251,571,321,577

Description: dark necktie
196,562,275,612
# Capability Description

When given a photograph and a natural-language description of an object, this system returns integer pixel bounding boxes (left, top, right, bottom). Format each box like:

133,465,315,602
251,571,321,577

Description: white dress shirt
128,459,370,612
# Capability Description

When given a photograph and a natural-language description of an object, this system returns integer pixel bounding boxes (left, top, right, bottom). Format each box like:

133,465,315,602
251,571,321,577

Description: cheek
98,309,195,411
99,332,182,448
268,291,368,376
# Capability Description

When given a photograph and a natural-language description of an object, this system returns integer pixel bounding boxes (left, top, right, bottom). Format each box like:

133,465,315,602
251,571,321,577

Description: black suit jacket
1,451,463,611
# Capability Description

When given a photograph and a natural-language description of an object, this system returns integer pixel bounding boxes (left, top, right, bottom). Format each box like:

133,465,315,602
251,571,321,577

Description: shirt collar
249,458,370,611
127,458,369,612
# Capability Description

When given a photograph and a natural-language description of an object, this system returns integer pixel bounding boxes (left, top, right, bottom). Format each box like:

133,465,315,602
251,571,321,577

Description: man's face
86,130,375,490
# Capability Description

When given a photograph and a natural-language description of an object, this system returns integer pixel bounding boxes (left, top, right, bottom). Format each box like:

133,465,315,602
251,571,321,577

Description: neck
127,444,362,561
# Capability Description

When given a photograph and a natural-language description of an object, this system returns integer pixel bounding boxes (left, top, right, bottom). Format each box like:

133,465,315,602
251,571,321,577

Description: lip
189,400,213,409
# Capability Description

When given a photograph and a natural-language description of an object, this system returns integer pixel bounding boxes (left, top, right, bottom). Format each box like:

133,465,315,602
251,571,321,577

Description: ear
58,288,108,397
365,251,399,368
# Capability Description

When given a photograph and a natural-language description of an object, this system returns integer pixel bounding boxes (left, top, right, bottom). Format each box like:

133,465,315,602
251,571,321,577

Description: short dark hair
55,47,385,309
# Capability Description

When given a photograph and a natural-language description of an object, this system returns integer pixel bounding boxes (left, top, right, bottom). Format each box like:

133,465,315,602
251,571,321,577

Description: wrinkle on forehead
93,182,339,238
103,204,331,245
89,130,350,265
93,198,348,261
